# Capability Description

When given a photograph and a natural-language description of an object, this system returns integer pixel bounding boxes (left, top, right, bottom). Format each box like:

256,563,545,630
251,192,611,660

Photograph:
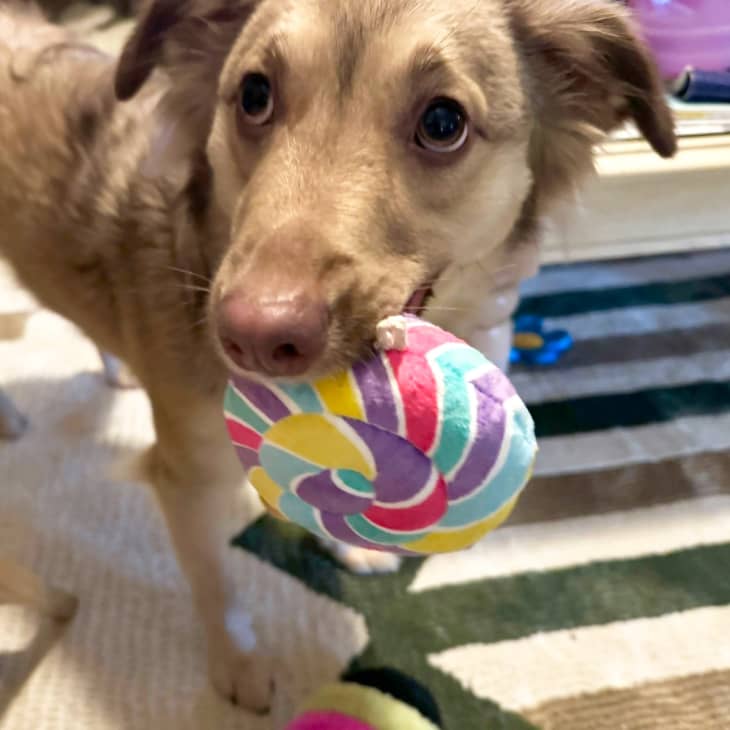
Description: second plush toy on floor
224,315,537,555
285,667,442,730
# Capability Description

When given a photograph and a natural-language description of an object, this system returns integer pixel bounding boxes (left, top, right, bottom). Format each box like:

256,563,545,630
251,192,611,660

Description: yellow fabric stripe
404,496,518,554
302,682,439,730
314,371,365,420
265,414,375,479
249,467,283,509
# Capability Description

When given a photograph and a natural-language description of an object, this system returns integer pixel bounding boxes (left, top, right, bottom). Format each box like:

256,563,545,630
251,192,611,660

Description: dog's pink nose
218,292,328,377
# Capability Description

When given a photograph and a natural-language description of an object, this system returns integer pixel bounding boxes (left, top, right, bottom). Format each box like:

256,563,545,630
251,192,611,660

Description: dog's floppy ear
115,0,182,100
508,0,676,203
114,0,257,101
114,0,259,164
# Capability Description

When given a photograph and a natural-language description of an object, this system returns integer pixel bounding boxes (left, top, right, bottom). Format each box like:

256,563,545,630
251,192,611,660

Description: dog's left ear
115,0,182,100
114,0,259,164
508,0,676,203
115,0,257,101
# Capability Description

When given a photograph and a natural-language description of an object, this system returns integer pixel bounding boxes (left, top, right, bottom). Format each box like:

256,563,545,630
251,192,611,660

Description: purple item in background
628,0,730,80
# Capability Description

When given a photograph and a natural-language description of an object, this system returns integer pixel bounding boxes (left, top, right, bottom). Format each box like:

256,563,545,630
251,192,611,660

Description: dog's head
115,0,675,378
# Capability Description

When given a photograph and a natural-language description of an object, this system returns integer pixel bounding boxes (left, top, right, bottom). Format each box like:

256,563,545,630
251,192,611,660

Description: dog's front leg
144,391,274,713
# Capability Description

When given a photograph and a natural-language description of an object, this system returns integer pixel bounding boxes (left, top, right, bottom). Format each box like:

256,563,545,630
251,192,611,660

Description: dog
0,0,675,712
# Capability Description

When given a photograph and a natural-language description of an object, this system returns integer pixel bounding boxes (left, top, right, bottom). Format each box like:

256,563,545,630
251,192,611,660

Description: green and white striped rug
2,249,730,730
237,248,730,730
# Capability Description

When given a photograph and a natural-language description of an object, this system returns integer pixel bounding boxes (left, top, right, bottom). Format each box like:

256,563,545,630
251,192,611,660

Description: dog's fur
0,0,675,711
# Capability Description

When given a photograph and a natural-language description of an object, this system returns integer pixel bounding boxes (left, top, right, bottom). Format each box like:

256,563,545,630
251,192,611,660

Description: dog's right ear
114,0,257,101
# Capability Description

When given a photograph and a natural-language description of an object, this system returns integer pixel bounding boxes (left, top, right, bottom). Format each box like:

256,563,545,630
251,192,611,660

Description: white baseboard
542,134,730,264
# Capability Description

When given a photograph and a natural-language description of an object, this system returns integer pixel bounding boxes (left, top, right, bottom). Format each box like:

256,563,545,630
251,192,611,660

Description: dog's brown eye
416,99,468,152
240,73,274,125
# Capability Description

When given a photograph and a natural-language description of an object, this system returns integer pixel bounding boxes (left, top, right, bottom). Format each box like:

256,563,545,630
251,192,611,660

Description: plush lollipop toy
284,667,442,730
224,315,536,555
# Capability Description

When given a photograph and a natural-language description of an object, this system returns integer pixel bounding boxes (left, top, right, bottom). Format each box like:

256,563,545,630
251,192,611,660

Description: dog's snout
218,291,328,377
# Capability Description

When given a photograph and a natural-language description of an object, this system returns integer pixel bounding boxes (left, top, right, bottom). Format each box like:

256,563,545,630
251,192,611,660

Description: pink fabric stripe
286,710,376,730
407,320,462,355
386,347,438,453
363,475,447,531
225,418,263,451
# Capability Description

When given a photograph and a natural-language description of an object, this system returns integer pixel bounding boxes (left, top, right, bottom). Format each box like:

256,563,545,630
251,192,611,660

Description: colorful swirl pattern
224,317,537,555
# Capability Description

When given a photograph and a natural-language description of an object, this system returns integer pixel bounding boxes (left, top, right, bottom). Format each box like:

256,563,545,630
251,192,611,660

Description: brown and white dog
0,0,674,712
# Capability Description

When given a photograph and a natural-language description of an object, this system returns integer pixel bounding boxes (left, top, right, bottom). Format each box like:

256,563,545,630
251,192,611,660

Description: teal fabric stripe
438,407,532,528
337,470,375,496
531,380,730,438
275,381,324,413
224,387,270,435
517,273,730,319
430,345,488,474
278,493,327,538
346,514,428,545
259,444,320,488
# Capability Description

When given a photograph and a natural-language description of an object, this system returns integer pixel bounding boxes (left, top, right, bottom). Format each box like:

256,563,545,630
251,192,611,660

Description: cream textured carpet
0,264,367,729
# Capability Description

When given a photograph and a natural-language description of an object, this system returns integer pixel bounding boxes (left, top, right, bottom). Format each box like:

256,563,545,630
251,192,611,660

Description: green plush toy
285,667,442,730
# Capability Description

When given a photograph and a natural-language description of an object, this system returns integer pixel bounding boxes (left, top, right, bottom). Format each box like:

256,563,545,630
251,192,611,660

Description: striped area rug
237,248,730,730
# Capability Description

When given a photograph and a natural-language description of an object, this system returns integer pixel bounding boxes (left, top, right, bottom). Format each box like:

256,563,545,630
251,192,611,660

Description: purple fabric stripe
320,513,415,555
469,366,515,402
296,472,373,515
231,376,290,422
234,444,260,470
320,512,387,550
344,419,432,504
447,394,506,500
352,356,399,432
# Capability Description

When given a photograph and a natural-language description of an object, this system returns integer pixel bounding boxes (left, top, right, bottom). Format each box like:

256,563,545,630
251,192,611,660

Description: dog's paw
208,641,274,713
324,541,402,575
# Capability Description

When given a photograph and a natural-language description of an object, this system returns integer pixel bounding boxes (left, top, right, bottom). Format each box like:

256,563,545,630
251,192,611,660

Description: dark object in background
672,67,730,103
37,0,134,18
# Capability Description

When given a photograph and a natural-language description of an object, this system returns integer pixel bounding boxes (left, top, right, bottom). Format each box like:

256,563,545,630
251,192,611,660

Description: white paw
208,639,274,713
324,540,402,575
375,315,408,352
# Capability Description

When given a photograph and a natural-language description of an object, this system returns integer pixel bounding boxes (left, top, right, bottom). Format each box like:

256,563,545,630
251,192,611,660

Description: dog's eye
240,73,274,125
416,99,468,153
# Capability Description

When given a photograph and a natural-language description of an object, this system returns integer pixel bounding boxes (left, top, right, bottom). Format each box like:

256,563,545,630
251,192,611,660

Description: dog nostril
272,343,300,362
223,337,244,358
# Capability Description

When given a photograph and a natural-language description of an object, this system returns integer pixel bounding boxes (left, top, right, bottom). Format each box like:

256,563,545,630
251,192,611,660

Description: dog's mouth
403,284,434,315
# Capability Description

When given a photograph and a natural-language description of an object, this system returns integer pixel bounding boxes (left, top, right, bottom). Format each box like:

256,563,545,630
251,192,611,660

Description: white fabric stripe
534,412,730,477
511,349,730,405
410,495,730,591
521,248,730,297
429,605,730,713
543,296,730,342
